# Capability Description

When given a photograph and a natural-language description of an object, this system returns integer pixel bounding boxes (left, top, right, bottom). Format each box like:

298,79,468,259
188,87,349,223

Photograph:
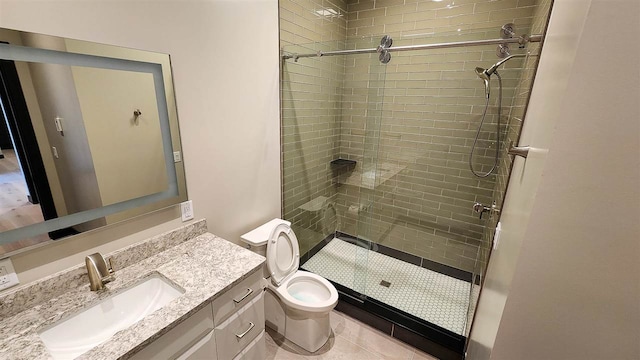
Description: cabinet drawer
176,330,216,360
213,270,263,325
131,303,215,360
215,293,265,360
233,330,265,360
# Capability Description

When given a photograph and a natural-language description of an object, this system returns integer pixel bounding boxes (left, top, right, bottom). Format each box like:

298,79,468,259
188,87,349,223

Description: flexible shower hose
469,71,502,178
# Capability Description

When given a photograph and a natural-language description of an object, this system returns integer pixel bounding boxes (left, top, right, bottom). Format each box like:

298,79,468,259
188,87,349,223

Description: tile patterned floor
265,310,438,360
303,238,472,335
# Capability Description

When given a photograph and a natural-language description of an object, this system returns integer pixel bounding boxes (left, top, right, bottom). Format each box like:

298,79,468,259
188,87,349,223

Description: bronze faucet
85,253,115,291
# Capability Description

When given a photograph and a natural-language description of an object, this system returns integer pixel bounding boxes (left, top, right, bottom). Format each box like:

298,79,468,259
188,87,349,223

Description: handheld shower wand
474,54,527,99
475,67,491,98
469,53,528,178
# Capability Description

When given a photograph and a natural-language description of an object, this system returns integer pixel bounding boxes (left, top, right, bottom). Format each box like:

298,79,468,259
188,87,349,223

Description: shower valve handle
473,202,491,219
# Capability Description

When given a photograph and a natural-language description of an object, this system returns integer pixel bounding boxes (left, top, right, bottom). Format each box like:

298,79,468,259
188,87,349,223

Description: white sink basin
39,273,184,360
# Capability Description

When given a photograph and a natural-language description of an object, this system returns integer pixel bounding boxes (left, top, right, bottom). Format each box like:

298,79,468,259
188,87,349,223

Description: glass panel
346,28,534,335
282,20,550,337
349,38,388,298
281,39,346,255
282,37,386,298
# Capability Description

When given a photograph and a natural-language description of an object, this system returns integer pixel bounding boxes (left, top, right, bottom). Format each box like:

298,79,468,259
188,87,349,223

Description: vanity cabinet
214,294,265,359
131,270,265,360
130,303,217,359
213,270,264,325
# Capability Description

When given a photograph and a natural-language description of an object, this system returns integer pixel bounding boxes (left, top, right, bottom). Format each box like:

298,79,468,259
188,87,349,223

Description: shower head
475,67,491,98
475,54,528,98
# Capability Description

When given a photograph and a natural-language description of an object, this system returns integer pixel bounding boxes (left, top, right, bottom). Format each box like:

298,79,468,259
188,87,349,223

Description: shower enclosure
280,1,552,357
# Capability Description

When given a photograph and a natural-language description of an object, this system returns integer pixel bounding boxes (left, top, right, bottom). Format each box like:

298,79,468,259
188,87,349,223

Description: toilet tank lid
240,218,292,246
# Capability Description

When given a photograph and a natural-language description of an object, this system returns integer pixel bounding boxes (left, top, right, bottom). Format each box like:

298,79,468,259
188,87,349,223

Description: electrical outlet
0,259,19,291
181,200,194,222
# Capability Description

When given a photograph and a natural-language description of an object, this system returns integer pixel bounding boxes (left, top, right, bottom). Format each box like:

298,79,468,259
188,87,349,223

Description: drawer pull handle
235,322,255,339
233,288,254,304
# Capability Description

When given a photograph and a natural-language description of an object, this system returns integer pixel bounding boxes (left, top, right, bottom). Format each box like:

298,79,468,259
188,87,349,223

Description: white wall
0,0,281,284
469,0,640,358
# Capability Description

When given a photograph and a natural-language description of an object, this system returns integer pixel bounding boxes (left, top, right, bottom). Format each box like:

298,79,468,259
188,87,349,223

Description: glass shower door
281,37,388,301
349,28,531,336
349,38,389,299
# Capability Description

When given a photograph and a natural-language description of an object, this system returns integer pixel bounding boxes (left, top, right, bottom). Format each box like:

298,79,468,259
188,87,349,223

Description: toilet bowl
241,219,339,353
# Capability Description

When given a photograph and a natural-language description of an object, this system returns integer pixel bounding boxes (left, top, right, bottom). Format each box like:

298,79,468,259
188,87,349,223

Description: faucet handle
472,202,491,219
107,257,115,274
103,257,115,284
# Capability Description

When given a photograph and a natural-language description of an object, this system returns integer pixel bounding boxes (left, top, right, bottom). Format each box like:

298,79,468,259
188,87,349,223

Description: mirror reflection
0,28,186,255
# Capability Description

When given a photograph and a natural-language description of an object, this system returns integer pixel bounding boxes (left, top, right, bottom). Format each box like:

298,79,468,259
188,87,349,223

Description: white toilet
241,219,339,353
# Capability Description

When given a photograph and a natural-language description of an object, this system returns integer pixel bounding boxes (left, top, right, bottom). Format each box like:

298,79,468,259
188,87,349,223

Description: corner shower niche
281,5,551,355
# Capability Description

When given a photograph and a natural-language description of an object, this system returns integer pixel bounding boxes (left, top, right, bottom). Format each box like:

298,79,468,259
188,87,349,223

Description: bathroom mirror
0,28,187,257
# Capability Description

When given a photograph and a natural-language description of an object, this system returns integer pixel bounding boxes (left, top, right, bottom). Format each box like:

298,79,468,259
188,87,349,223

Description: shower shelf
330,158,357,168
338,162,405,190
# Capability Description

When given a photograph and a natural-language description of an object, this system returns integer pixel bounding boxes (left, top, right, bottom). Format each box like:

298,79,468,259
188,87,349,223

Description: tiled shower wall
280,0,550,272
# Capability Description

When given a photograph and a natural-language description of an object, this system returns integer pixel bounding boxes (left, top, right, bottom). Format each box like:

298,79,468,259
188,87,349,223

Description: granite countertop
0,223,265,360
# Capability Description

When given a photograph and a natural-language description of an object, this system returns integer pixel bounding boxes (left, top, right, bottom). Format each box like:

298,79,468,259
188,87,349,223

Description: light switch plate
493,221,502,250
173,151,182,163
54,117,63,132
181,200,194,222
0,258,19,291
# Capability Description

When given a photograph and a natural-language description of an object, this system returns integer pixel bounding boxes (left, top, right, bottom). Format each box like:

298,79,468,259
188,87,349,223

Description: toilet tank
240,218,291,256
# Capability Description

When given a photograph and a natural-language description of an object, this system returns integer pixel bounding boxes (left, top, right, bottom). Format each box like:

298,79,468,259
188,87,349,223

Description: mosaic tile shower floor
302,238,471,335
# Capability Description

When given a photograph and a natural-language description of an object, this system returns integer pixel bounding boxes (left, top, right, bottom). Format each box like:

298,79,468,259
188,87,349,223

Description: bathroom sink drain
380,280,391,288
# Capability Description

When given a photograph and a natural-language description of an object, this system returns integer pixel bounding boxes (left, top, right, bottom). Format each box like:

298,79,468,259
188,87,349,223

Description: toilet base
264,289,286,333
264,289,332,353
284,307,331,353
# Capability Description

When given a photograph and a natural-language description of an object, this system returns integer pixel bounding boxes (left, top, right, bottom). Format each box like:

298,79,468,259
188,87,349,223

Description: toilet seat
266,223,338,313
269,271,339,313
266,223,300,286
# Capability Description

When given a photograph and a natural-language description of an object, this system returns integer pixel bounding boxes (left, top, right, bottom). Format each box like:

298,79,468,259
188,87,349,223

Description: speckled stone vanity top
0,220,265,360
